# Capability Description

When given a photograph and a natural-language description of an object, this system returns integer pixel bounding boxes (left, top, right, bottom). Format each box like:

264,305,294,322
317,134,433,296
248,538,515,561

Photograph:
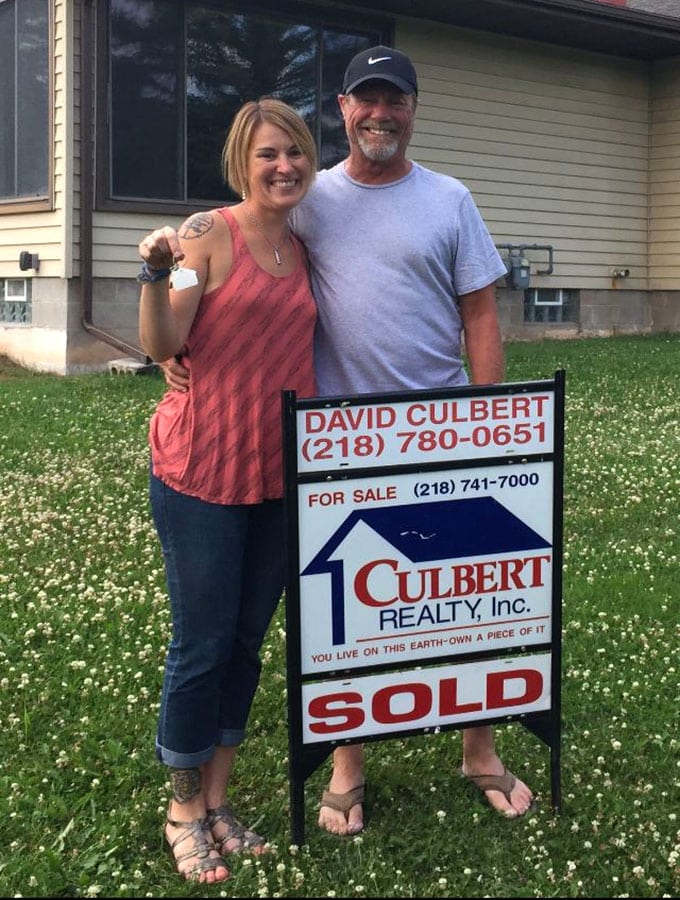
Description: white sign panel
297,390,554,473
298,461,553,675
301,653,552,743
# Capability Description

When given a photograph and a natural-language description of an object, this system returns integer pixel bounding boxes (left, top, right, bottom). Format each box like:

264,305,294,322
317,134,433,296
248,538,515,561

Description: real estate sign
283,375,564,843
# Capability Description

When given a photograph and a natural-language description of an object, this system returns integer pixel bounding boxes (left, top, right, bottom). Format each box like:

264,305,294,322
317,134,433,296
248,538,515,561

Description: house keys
170,265,199,290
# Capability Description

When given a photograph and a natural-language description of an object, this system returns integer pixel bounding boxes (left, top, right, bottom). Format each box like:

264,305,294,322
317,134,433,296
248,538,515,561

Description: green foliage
0,336,678,898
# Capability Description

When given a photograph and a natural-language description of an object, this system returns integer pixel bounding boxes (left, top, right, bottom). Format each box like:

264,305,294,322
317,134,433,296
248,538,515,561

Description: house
2,0,680,374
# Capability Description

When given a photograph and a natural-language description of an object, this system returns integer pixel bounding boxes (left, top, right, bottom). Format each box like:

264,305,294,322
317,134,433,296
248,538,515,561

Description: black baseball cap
342,45,418,96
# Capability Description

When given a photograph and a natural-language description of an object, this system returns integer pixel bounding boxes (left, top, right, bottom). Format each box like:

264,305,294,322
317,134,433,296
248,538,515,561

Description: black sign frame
282,373,565,846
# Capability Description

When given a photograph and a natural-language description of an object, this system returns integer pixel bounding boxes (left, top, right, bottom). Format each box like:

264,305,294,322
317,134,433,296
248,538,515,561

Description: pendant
274,248,282,265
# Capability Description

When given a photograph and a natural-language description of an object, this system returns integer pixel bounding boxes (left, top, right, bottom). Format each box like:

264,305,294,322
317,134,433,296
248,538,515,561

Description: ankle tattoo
170,767,201,803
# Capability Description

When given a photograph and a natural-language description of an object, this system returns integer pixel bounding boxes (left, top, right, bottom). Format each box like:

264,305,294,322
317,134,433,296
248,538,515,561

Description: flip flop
319,782,366,833
459,766,530,818
320,782,365,814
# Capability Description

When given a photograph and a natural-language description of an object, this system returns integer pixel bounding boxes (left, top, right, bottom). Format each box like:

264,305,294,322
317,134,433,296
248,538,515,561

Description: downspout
79,0,146,361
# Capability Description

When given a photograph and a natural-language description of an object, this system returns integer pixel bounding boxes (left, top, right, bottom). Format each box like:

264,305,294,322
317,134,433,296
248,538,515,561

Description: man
162,44,534,836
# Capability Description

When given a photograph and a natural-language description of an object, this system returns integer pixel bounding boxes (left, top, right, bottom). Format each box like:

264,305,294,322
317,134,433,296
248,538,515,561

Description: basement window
524,288,579,323
0,279,32,323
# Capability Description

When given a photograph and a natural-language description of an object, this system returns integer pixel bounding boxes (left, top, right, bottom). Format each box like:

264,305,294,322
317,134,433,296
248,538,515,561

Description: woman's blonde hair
222,97,317,197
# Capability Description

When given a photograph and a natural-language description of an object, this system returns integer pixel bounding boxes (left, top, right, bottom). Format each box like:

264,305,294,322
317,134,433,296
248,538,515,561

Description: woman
137,98,317,883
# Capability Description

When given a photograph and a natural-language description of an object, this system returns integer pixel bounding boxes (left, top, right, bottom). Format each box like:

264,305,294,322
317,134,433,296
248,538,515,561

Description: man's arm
458,284,505,384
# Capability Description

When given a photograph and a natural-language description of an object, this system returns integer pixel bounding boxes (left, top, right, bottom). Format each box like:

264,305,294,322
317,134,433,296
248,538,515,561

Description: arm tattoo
169,767,201,803
179,212,214,239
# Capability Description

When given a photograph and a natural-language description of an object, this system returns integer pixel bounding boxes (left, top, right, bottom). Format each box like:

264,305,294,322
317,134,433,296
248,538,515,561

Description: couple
138,45,533,884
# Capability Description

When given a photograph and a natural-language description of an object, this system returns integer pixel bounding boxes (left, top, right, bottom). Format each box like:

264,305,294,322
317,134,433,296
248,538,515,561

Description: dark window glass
108,1,381,205
319,31,368,169
0,0,49,200
110,0,182,199
185,9,317,202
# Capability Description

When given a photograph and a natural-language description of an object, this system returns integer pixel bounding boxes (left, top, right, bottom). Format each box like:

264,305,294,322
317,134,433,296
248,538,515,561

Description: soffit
329,0,680,60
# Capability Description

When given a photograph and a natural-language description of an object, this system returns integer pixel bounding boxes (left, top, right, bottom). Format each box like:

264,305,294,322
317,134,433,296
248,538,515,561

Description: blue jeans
150,473,285,768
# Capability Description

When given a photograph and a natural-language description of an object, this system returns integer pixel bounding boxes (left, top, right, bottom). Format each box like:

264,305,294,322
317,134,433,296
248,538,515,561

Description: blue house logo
302,496,552,645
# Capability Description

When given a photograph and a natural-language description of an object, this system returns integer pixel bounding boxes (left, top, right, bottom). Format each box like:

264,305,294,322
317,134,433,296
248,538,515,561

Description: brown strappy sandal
165,812,230,881
206,804,267,855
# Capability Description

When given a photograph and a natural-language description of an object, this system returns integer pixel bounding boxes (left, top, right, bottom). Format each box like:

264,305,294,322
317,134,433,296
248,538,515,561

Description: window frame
0,277,32,324
95,0,391,215
531,288,568,308
523,287,579,324
0,0,54,213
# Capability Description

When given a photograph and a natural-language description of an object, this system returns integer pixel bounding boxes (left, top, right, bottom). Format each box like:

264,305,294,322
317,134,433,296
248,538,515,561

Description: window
0,279,31,323
100,0,387,210
0,0,50,206
524,288,579,324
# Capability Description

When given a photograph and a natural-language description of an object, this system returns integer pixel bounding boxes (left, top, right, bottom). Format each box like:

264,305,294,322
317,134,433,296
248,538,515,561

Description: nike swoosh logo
368,56,391,65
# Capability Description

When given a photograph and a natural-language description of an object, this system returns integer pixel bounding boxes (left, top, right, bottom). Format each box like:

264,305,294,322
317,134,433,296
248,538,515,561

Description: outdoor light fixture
19,251,40,271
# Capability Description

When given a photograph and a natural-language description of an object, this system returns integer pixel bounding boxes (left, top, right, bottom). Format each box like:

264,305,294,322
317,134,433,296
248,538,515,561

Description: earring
241,190,246,200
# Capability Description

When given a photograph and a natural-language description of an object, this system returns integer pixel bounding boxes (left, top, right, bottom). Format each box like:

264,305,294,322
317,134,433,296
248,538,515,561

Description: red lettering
452,563,476,596
395,568,428,604
308,692,365,734
405,403,426,426
354,559,398,606
438,677,483,715
372,684,431,724
497,557,525,591
477,560,497,593
486,669,543,709
305,411,326,433
526,554,551,586
355,555,550,605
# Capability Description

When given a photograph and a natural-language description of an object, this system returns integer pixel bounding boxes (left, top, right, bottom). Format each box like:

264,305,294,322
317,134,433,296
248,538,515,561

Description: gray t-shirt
290,161,506,397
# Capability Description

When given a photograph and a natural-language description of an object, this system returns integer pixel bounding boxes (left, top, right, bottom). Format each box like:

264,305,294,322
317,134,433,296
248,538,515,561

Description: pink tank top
149,207,317,504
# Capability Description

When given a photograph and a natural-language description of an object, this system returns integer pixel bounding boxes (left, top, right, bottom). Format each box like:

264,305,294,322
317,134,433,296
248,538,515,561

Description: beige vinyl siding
399,22,650,289
0,218,63,268
649,58,680,289
0,0,67,279
92,213,187,279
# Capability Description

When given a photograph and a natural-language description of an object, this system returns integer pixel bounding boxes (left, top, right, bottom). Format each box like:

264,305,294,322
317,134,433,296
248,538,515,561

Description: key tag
170,265,199,291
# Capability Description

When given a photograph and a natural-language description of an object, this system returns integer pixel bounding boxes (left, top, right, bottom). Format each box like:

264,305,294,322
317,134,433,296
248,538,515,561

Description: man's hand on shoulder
160,357,190,392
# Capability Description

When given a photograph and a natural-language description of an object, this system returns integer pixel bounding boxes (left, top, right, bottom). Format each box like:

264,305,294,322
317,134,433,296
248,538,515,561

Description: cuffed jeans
150,473,285,768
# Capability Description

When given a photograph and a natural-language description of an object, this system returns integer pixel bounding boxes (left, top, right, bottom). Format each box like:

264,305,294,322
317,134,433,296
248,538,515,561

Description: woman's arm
138,213,219,362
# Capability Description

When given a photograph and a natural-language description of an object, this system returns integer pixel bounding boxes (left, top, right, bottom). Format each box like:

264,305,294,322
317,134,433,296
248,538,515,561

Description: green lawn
0,334,678,898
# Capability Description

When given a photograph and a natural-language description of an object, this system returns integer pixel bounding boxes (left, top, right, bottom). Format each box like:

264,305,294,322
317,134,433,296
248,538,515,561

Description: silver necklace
244,207,288,265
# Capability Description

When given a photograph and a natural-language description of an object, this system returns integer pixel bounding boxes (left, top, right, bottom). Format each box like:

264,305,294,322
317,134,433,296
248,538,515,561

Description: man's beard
356,133,399,161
